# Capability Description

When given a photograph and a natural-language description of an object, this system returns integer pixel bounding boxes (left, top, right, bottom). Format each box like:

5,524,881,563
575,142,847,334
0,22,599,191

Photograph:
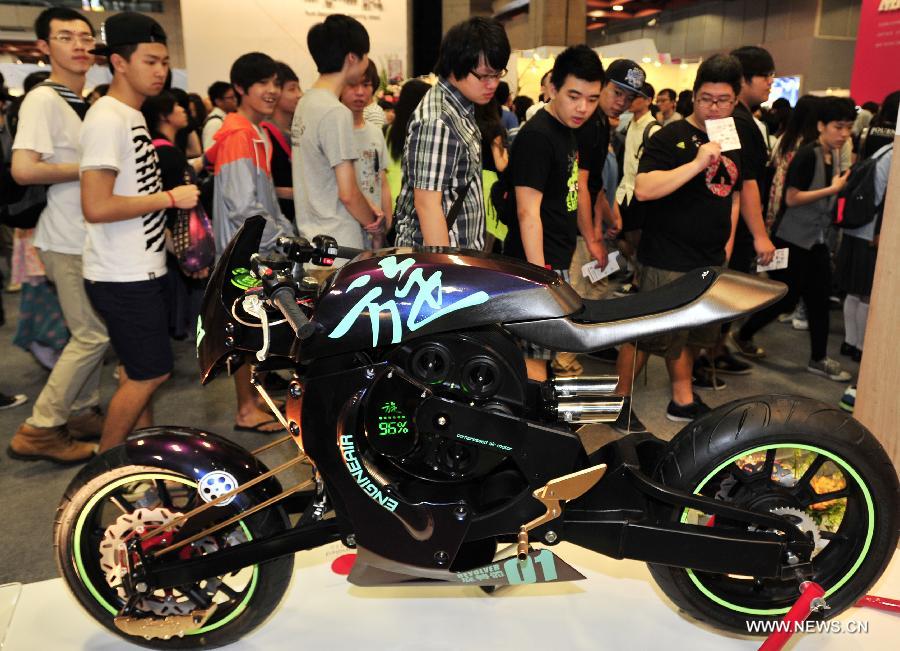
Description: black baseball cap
89,12,167,57
606,59,649,98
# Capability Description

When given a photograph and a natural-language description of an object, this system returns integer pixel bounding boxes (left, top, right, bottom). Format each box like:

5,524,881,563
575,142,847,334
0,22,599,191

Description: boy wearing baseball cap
80,12,199,451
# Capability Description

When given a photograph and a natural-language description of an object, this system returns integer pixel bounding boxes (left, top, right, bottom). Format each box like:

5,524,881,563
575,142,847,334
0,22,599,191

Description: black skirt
836,234,878,297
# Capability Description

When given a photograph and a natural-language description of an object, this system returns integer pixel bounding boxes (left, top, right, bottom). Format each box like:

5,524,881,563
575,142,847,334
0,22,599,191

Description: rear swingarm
561,436,814,579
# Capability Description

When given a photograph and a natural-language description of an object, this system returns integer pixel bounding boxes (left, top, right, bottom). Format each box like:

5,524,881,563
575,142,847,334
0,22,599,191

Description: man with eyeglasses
8,7,105,464
611,54,746,431
702,47,777,373
393,17,510,250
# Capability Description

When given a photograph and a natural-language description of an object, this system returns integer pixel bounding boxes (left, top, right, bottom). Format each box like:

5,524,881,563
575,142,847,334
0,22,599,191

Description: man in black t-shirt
505,45,605,380
695,47,777,377
568,59,647,305
611,54,745,433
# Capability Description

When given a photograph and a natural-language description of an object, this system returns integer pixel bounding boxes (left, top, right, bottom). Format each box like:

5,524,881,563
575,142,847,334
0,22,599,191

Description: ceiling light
588,9,605,17
647,18,658,27
612,4,624,11
642,56,652,63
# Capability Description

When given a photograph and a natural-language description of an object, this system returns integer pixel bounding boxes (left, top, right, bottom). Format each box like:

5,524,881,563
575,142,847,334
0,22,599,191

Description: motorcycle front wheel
55,455,294,649
648,395,899,634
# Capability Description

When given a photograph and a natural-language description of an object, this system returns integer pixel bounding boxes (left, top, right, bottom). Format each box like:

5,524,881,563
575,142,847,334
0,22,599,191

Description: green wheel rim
72,472,259,635
679,443,875,616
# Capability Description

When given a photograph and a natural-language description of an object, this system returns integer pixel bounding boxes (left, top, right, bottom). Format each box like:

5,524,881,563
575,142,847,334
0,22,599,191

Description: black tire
55,450,295,649
648,395,899,635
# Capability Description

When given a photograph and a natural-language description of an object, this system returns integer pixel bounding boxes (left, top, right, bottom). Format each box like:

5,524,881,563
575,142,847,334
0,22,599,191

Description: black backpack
1,82,89,229
837,144,891,229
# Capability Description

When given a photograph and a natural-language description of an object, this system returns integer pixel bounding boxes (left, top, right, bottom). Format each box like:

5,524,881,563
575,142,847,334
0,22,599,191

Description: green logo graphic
230,267,261,290
378,401,410,436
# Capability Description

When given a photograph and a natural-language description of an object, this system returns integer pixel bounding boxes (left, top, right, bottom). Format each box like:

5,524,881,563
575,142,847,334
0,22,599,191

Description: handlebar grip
335,246,364,260
271,287,316,340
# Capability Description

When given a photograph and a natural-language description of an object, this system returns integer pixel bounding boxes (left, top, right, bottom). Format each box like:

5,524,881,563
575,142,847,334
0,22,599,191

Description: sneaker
777,312,795,323
839,385,856,413
730,332,766,358
692,366,727,391
840,342,863,363
7,423,96,465
612,283,639,297
587,347,619,364
610,396,647,434
712,350,752,375
67,406,104,441
807,357,852,382
0,392,28,410
666,394,712,422
792,318,809,331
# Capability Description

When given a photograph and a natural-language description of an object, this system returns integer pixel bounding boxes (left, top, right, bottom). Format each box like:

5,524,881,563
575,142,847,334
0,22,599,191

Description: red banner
850,0,900,105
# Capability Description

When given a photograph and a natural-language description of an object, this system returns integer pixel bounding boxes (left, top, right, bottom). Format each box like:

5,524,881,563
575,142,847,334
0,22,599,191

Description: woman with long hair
475,100,509,251
385,79,431,210
142,92,209,341
767,95,821,226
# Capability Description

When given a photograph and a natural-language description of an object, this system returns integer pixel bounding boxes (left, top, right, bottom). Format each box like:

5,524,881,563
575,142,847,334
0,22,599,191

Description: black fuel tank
300,248,582,358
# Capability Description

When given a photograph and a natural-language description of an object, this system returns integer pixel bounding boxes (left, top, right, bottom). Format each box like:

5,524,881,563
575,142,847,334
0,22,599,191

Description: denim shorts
85,276,173,380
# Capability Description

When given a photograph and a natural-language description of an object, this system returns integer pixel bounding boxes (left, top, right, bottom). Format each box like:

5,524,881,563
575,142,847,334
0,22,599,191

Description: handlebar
271,286,316,340
276,236,364,266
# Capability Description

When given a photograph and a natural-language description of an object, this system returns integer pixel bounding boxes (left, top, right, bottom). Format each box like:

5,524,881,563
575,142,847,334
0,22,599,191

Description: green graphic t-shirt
505,107,580,270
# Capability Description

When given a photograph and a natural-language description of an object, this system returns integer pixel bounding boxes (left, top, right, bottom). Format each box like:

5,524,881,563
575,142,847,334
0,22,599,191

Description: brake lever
241,293,271,361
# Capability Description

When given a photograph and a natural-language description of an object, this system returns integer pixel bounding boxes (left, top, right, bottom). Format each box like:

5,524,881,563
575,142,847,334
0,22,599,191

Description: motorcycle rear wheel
55,458,294,649
648,395,899,635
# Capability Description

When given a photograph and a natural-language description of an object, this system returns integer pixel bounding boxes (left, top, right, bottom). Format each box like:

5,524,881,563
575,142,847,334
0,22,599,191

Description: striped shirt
393,78,485,250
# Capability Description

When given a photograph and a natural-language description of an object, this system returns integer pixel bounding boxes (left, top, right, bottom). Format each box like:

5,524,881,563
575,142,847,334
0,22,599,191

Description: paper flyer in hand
582,251,621,283
705,117,742,151
757,248,789,272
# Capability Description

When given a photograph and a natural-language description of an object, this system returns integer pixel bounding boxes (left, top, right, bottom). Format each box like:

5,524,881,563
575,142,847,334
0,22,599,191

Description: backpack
0,82,89,229
837,144,891,229
489,172,516,226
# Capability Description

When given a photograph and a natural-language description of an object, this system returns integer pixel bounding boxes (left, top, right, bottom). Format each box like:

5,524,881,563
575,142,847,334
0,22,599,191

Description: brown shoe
67,407,104,441
7,423,96,465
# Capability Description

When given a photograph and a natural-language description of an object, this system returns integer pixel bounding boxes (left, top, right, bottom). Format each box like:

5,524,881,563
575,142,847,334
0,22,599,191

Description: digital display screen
377,401,410,437
766,76,801,107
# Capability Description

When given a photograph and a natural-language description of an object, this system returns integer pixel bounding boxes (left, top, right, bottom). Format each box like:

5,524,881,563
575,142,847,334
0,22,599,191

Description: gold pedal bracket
517,464,607,558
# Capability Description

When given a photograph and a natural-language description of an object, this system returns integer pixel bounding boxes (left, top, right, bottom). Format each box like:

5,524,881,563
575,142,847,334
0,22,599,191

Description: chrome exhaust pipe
551,375,618,398
554,397,624,424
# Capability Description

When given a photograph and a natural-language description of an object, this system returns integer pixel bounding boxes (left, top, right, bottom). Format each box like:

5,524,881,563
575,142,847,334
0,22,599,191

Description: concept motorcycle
55,216,899,648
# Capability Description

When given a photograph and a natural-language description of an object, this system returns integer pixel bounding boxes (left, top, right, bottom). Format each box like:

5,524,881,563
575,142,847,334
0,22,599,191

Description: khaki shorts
635,265,720,359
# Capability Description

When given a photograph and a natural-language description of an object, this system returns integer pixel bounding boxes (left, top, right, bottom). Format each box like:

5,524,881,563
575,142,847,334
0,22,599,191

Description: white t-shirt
80,96,167,282
12,85,85,255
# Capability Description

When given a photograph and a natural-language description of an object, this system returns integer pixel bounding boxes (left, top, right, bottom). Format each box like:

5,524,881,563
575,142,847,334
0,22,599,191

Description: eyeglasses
48,32,96,46
469,68,507,83
696,95,736,108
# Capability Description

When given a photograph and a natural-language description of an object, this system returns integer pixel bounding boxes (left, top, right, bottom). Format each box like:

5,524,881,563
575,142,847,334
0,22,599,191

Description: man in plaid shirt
393,17,510,250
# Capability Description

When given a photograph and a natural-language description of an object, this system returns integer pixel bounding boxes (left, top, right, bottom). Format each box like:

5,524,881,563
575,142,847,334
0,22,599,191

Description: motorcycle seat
571,268,717,324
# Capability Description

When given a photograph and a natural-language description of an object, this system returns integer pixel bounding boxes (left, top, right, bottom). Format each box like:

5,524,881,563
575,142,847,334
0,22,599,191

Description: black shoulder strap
203,113,224,128
445,177,474,232
37,81,89,120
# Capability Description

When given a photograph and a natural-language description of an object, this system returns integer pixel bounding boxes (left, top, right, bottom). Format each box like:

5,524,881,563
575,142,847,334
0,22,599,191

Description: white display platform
4,542,898,650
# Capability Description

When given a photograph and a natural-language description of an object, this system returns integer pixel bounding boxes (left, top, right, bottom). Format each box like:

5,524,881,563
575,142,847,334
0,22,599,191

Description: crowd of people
0,7,894,464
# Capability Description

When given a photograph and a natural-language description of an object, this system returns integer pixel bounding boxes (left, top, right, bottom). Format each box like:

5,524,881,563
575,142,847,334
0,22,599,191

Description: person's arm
184,131,203,159
335,161,378,228
81,169,198,223
491,135,508,173
785,171,848,207
725,190,740,262
739,178,776,265
515,186,546,267
380,170,393,230
577,168,607,268
275,186,293,200
634,141,721,201
413,189,449,246
595,189,620,238
11,150,79,185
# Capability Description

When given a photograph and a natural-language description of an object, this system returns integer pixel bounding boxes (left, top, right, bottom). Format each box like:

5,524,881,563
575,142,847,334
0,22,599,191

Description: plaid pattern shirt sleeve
405,116,459,192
